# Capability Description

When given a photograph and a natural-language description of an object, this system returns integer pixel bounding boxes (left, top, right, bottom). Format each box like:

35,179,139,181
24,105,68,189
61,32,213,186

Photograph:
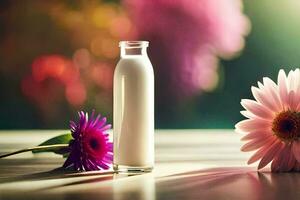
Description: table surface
0,130,298,200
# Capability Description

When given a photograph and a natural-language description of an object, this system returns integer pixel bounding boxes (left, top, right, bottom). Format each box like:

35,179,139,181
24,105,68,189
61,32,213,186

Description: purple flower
63,111,113,171
124,0,250,101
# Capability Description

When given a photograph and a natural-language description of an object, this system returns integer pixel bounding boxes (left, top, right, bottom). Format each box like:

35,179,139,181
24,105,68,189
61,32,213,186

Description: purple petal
88,159,101,171
100,124,111,132
91,114,101,128
66,110,113,171
63,155,74,168
96,117,107,129
106,143,113,152
96,161,110,170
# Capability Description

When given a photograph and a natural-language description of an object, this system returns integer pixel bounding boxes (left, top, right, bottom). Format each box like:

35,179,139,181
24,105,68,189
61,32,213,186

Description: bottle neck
119,41,149,57
120,47,147,57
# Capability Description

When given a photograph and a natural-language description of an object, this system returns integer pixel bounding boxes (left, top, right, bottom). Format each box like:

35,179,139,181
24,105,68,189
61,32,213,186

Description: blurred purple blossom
124,0,250,101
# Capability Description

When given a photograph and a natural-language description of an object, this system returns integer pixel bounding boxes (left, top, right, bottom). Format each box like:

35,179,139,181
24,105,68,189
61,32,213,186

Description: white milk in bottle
113,41,154,172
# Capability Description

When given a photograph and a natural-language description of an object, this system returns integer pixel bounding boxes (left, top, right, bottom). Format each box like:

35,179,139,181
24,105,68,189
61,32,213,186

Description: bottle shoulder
115,56,153,74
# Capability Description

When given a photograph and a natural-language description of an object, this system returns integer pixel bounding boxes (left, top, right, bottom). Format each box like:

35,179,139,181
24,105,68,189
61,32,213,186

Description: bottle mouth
119,41,149,48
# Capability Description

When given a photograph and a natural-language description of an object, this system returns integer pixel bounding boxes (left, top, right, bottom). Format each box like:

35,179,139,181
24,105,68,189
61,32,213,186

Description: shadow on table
0,170,155,200
0,167,116,184
0,167,146,192
2,166,300,200
29,167,300,200
156,167,300,200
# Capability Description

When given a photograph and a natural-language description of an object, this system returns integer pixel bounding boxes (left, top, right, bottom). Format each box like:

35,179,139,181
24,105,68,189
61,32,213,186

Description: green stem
0,144,69,159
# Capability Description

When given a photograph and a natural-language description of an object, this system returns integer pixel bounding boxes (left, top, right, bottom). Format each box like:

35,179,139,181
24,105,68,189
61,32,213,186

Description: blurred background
0,0,299,129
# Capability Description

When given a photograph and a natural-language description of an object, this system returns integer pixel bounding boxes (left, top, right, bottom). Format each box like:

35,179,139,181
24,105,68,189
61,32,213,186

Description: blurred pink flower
236,69,300,172
124,0,250,101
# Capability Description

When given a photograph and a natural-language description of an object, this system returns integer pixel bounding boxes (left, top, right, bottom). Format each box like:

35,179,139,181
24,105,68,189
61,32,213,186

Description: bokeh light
3,0,300,129
73,48,91,69
65,82,86,106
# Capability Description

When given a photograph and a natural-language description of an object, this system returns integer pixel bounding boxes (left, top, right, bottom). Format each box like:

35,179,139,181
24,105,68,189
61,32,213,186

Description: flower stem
0,144,69,159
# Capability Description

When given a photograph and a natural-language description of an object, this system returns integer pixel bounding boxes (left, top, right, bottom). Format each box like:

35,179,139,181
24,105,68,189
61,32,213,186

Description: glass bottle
113,41,154,172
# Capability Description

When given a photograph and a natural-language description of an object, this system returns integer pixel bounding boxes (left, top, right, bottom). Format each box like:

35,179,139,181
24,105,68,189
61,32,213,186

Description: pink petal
294,92,300,111
240,110,255,119
288,91,297,110
258,141,283,170
292,141,300,163
296,101,300,111
241,99,273,120
235,119,270,133
241,130,271,141
263,77,282,111
288,70,300,93
241,135,274,152
291,69,300,109
271,157,280,172
287,70,295,91
247,138,275,164
292,70,299,91
279,147,292,171
257,81,264,89
295,68,300,94
251,86,278,112
274,145,295,172
286,152,296,171
263,77,277,89
278,69,289,108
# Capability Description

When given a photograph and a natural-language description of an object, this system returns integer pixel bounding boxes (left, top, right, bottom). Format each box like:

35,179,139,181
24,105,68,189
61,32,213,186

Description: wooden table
0,130,298,200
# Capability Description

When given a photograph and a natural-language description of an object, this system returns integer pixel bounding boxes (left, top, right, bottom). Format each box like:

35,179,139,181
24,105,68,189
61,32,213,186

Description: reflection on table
0,130,299,200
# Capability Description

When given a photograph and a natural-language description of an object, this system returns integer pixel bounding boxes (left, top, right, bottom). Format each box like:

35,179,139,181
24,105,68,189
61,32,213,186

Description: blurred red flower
22,55,86,109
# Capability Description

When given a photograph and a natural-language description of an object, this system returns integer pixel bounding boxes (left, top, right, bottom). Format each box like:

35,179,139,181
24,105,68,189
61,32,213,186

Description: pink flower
63,111,113,171
124,0,250,100
235,69,300,172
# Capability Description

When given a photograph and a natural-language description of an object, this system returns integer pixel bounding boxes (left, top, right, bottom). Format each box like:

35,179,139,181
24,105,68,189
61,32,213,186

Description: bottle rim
119,41,149,48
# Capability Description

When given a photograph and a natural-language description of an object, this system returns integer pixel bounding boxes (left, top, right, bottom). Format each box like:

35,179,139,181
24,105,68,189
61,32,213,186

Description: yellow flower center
272,110,300,142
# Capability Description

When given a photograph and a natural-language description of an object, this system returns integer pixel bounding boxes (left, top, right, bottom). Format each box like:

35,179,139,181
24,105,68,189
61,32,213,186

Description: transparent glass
113,41,154,173
119,41,149,56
